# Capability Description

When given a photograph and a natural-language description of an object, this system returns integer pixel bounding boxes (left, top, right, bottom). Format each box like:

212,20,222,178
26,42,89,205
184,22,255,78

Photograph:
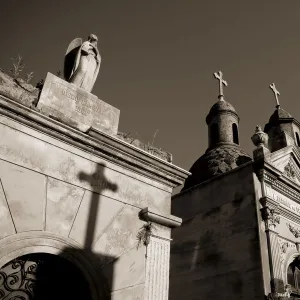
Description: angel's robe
69,41,101,93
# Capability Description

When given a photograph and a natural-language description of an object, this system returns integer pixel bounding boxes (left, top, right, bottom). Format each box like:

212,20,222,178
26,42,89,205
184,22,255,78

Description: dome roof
206,99,238,124
182,145,252,191
269,107,292,123
264,107,293,132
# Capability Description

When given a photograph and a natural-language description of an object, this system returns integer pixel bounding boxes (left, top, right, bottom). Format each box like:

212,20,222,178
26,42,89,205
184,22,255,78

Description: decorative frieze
264,185,300,216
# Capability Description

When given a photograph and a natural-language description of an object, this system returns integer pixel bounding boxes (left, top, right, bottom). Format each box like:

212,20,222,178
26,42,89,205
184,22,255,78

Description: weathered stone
37,72,120,135
69,191,125,246
0,160,46,232
0,73,189,300
0,179,15,238
102,245,145,291
45,178,85,237
111,284,144,300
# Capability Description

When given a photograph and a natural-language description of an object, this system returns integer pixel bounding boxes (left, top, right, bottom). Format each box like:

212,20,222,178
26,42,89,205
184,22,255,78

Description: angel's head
88,34,98,46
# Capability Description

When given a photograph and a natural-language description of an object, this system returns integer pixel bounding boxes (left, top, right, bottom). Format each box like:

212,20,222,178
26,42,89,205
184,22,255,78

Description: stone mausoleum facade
0,68,189,300
170,77,300,300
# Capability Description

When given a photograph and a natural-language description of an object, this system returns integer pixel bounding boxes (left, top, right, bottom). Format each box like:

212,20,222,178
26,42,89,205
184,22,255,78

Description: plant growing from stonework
25,72,34,83
151,129,159,147
9,55,25,79
136,222,154,251
56,69,62,77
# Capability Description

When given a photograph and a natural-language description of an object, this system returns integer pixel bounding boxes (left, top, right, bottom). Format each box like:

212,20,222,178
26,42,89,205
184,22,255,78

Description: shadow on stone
59,163,119,299
0,164,119,299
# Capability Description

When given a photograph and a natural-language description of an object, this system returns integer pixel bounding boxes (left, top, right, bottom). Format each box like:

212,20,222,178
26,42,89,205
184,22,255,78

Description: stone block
92,205,144,259
0,180,15,238
102,245,145,291
37,72,120,135
111,284,144,300
0,160,46,232
69,191,125,246
45,178,85,237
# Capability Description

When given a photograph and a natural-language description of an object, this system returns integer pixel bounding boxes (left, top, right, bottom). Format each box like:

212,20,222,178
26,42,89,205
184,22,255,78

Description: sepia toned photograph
0,1,299,299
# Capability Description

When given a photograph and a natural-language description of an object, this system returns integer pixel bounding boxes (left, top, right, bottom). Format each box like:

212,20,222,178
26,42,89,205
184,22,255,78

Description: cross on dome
269,83,280,108
213,70,228,100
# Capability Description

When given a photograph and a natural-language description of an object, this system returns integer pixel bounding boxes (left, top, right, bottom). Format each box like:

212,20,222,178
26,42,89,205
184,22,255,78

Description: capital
261,207,280,231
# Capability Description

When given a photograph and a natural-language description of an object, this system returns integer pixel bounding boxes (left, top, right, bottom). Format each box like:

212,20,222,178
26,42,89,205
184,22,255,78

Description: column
261,206,283,293
144,235,171,300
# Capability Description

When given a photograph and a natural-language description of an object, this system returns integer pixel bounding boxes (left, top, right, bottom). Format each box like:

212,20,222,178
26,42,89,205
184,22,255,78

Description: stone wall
0,93,189,300
170,163,266,300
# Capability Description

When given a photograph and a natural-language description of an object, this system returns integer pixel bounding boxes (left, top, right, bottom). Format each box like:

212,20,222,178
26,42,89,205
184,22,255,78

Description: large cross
214,70,228,99
269,83,280,108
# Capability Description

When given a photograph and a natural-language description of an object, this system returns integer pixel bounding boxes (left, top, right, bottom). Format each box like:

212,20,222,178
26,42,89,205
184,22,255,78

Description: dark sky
1,1,300,177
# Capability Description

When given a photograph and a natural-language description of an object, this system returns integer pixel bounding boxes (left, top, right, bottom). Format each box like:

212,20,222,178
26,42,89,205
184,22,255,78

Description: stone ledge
0,94,190,187
139,207,182,228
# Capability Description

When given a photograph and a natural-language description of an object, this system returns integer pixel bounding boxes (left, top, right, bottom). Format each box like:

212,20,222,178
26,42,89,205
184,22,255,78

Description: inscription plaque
265,185,300,214
37,72,120,135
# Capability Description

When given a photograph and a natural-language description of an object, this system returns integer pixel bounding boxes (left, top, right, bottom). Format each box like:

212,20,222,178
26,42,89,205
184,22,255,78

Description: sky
1,1,300,182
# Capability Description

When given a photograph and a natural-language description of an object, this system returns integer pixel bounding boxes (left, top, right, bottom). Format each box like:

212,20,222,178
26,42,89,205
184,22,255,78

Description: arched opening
296,132,300,147
210,123,219,146
287,256,300,297
232,123,239,144
0,252,93,300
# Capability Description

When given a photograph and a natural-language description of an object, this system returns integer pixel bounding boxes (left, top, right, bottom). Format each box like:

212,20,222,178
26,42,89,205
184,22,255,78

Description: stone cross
214,70,228,99
269,83,280,108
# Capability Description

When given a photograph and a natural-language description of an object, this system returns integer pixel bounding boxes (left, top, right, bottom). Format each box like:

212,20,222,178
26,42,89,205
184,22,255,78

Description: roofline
0,94,190,187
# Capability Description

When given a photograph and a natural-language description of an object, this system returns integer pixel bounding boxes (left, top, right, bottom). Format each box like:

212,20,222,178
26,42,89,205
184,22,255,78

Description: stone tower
182,71,251,190
169,76,300,300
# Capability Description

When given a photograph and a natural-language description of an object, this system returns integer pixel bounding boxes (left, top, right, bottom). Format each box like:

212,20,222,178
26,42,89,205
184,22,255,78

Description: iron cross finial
269,83,280,108
214,71,228,100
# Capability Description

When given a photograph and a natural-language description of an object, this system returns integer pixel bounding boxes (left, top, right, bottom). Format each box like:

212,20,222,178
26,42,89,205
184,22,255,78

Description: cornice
139,207,182,228
259,162,300,202
261,196,300,225
0,94,190,187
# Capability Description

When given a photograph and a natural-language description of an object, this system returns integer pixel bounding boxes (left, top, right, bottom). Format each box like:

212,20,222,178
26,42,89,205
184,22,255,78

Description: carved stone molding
287,223,300,238
139,207,182,228
284,162,296,180
278,238,295,263
261,207,280,230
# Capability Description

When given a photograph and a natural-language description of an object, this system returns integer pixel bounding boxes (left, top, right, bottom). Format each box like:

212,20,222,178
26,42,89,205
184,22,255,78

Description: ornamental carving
284,162,296,180
278,238,296,263
261,207,280,230
0,258,42,299
287,223,300,238
266,284,292,299
251,125,269,148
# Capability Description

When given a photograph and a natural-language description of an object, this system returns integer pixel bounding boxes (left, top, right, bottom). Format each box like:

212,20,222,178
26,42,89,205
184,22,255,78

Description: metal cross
269,83,280,108
214,70,228,99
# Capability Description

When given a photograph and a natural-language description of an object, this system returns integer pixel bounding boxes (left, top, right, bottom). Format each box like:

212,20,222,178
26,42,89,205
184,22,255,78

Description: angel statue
64,34,101,93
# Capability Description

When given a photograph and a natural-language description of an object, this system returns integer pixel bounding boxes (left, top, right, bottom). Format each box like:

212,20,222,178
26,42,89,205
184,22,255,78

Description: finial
213,70,228,101
269,83,280,108
251,125,268,147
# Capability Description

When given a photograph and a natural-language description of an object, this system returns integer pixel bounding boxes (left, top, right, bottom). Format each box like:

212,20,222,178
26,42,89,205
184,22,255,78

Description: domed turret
182,71,252,190
206,71,241,149
264,83,300,152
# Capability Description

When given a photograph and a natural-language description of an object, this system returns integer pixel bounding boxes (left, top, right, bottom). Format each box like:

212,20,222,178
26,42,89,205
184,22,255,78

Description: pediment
269,146,300,185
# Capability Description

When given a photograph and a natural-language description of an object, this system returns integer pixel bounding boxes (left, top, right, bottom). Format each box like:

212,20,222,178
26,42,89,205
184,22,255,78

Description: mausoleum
0,34,189,300
170,74,300,300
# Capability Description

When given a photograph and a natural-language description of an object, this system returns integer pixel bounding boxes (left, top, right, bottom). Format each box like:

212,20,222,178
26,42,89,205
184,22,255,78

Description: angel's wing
63,38,82,80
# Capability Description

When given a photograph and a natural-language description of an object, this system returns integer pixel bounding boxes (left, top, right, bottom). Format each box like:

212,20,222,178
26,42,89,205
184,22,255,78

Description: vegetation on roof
0,60,172,163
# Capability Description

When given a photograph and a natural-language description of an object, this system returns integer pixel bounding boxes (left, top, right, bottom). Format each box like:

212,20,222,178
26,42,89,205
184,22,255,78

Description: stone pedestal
37,72,120,135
